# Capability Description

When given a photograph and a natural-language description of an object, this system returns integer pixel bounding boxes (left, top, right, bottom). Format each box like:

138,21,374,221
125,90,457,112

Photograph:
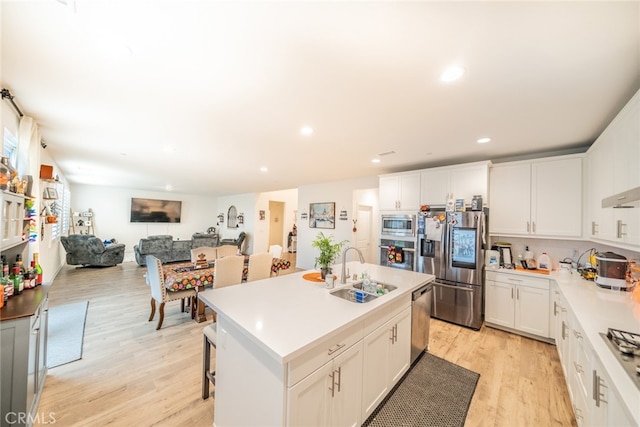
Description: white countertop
495,267,639,424
198,262,434,365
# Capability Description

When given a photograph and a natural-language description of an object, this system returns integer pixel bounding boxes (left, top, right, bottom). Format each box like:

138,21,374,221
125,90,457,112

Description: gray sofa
60,234,126,267
134,233,220,266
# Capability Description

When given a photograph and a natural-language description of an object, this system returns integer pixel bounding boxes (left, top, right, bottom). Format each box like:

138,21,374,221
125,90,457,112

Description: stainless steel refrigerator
418,208,487,330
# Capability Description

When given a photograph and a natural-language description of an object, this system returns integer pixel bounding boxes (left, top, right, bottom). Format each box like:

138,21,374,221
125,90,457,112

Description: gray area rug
363,352,480,427
47,301,89,368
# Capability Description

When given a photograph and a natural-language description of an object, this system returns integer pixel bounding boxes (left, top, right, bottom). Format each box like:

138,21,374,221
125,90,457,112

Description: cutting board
514,266,550,275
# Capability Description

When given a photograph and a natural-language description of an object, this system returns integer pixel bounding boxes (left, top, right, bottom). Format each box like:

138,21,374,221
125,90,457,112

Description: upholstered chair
247,252,273,282
268,244,283,259
191,247,218,265
213,255,244,288
146,255,196,330
60,234,125,267
216,245,238,259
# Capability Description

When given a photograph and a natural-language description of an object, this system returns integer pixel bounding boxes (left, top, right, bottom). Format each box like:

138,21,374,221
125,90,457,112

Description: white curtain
18,115,42,255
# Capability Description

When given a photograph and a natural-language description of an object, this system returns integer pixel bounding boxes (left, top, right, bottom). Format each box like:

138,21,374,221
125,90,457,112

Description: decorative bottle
34,253,43,286
10,265,23,295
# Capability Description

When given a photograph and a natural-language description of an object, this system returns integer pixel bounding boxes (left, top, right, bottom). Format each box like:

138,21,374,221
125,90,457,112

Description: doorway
355,204,374,263
268,201,285,248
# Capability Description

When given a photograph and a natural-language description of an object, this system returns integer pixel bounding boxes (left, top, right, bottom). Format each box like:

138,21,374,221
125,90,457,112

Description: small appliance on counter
491,242,513,268
595,251,632,290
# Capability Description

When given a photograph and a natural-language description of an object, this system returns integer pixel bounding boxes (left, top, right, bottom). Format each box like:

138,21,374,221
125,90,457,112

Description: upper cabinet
379,172,420,212
489,155,583,238
420,161,490,208
586,89,640,248
1,192,27,250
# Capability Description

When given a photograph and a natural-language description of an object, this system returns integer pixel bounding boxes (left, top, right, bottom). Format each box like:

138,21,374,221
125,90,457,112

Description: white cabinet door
591,358,637,427
531,157,582,237
379,176,401,211
420,169,450,206
361,317,393,419
484,278,515,328
398,173,421,211
330,342,363,427
361,307,411,421
387,307,411,387
288,360,332,426
613,92,640,193
379,173,420,211
288,342,363,427
489,163,531,235
515,285,549,337
450,163,489,207
586,139,615,241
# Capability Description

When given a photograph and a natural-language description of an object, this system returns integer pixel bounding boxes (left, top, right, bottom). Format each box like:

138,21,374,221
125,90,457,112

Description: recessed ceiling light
440,65,465,83
477,137,491,144
300,126,314,136
260,166,268,172
165,184,173,191
372,158,381,164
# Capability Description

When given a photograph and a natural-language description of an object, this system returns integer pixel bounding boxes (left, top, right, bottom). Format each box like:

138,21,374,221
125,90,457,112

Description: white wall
70,184,217,261
296,176,379,270
215,192,257,253
254,188,297,254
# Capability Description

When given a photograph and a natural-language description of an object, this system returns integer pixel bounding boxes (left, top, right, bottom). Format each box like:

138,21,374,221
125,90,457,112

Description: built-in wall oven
380,214,417,271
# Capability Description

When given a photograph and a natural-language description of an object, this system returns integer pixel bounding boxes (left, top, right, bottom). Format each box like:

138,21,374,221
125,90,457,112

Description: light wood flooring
35,261,576,427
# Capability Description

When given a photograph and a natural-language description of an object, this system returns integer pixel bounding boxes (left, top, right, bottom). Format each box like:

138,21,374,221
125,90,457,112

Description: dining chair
268,244,283,259
191,246,217,265
247,252,273,282
146,255,196,330
202,322,217,399
213,254,245,288
216,244,238,259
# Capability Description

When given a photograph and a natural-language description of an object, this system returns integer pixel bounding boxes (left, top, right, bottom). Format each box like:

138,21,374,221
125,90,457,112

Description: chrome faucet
340,247,365,284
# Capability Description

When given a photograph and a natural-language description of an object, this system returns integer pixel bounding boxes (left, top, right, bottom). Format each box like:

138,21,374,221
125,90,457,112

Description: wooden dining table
162,256,291,323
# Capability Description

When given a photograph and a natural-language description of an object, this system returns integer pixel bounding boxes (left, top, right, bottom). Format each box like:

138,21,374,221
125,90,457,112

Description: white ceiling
2,1,639,197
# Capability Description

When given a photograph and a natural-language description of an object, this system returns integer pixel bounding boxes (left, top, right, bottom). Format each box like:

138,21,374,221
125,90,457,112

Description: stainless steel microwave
381,214,416,237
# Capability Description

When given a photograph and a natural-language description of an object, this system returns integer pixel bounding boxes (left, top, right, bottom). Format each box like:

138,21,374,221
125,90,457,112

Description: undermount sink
330,281,398,303
330,288,378,303
351,281,398,293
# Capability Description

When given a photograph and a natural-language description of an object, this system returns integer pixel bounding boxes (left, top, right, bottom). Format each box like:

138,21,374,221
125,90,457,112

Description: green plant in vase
311,232,347,279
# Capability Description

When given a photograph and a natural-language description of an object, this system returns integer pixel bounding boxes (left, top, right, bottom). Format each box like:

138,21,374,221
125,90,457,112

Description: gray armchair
60,234,126,267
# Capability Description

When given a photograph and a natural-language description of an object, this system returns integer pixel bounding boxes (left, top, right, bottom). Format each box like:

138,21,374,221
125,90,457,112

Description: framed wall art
309,202,335,229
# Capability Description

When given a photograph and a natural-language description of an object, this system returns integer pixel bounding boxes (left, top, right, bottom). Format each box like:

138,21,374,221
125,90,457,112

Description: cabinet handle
526,221,530,232
328,371,336,397
393,324,398,343
616,220,626,239
516,288,520,300
532,222,536,233
591,221,598,236
511,288,514,299
593,371,608,407
389,327,395,342
561,321,567,340
553,301,558,316
335,367,342,393
327,343,345,356
573,330,583,340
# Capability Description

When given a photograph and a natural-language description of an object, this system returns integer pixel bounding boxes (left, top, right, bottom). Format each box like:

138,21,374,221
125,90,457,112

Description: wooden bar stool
202,322,217,399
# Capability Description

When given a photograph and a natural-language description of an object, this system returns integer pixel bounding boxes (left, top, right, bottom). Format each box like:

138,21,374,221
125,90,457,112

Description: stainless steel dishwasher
411,282,433,364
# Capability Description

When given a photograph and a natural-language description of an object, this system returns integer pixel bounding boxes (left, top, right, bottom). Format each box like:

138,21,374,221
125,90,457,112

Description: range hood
602,186,640,208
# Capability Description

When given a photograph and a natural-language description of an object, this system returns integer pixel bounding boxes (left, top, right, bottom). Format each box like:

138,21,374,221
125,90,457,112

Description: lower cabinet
361,306,411,421
485,271,550,339
552,283,636,427
288,341,363,427
0,293,48,427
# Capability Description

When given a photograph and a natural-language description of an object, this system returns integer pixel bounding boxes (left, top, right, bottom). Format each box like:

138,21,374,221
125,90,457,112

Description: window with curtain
2,128,18,168
50,183,68,240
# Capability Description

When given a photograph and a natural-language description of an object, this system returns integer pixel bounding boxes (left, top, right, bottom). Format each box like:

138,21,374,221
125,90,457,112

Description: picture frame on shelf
45,187,58,199
309,202,335,229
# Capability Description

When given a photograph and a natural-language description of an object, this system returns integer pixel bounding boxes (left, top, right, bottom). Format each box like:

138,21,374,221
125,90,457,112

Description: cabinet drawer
288,320,363,387
486,271,549,290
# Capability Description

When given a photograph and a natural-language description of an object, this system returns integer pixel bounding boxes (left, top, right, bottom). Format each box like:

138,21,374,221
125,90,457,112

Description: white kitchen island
198,262,434,427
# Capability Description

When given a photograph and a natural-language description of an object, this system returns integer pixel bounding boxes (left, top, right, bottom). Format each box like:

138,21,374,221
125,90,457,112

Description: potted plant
311,232,347,279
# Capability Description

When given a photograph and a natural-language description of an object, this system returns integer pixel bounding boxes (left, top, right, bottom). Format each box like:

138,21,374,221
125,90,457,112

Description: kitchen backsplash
489,237,640,271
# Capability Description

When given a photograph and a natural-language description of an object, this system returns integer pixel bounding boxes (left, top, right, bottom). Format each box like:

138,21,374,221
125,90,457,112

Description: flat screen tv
130,198,182,223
